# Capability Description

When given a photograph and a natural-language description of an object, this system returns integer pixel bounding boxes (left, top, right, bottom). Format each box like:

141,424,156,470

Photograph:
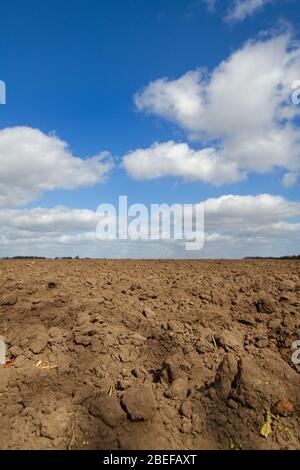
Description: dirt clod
0,293,18,306
89,394,126,427
275,397,294,416
214,353,238,401
122,384,157,421
165,378,189,400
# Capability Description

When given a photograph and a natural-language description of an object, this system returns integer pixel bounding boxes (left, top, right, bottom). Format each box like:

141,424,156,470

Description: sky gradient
0,0,300,258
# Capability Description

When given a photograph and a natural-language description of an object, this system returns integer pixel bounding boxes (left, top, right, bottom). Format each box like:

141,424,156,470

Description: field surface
0,259,299,450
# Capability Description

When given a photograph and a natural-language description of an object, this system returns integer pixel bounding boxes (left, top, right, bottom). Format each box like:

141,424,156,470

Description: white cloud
181,193,300,257
225,0,273,23
196,0,274,21
122,141,244,184
0,206,100,232
202,0,217,13
204,193,300,226
0,194,299,258
133,33,300,186
134,71,205,138
0,127,113,208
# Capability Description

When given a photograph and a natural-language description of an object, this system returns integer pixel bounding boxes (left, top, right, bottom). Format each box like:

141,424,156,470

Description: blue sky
0,0,300,258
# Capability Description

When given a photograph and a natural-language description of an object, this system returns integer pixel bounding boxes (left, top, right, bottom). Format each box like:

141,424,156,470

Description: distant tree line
244,255,300,260
0,256,90,260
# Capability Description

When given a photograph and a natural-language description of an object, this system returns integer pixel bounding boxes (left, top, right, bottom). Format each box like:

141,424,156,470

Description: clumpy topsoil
0,259,299,450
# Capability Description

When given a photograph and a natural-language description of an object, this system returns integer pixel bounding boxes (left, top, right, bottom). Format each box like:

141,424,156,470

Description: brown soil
0,259,299,450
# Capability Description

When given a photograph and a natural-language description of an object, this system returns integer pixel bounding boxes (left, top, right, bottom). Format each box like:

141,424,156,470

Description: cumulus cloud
225,0,273,23
0,127,113,208
204,193,300,227
133,33,300,186
122,141,244,184
0,206,100,232
134,71,205,137
179,193,300,257
0,194,299,258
